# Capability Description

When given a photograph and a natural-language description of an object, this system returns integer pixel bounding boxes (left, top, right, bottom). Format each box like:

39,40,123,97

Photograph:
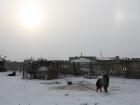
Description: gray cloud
0,0,140,61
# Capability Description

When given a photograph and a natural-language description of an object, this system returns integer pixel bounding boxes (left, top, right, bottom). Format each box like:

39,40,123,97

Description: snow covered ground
0,72,140,105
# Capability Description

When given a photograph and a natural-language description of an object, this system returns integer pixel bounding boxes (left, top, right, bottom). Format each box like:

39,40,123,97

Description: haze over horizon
1,0,140,61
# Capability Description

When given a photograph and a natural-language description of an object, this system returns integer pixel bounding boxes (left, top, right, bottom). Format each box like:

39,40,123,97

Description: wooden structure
0,58,7,72
23,59,55,80
57,57,140,78
23,57,140,80
124,58,140,79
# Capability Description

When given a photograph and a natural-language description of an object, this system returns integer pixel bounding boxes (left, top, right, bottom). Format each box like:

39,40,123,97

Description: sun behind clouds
18,1,43,29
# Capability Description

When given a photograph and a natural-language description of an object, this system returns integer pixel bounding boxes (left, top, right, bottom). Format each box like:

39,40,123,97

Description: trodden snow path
0,72,140,105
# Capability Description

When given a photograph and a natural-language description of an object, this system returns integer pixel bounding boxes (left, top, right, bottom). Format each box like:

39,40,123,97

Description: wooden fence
23,58,140,79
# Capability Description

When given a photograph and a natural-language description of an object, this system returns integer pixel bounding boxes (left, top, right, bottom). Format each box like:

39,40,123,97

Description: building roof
71,58,91,63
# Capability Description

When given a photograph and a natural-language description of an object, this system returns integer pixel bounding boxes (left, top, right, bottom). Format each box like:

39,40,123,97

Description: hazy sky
0,0,140,61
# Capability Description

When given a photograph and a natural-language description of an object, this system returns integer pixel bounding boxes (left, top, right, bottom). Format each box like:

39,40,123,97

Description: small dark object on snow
8,72,16,76
67,81,72,85
64,93,69,96
80,103,89,105
94,103,99,105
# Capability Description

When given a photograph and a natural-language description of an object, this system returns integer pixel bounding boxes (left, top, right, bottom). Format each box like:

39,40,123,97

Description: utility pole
81,53,83,58
100,51,103,59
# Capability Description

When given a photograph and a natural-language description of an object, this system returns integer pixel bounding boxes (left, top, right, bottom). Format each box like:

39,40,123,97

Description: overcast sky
0,0,140,61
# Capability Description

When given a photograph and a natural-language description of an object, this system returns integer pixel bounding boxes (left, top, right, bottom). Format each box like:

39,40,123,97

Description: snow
71,58,91,63
0,72,140,105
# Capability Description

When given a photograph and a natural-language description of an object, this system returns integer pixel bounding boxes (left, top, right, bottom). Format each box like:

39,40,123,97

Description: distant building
69,55,97,74
69,54,97,62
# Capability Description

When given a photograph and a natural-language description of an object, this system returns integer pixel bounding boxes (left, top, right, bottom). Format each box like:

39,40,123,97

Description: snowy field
0,72,140,105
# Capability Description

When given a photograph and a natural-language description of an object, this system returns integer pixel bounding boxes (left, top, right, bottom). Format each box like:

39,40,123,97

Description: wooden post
23,64,25,79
